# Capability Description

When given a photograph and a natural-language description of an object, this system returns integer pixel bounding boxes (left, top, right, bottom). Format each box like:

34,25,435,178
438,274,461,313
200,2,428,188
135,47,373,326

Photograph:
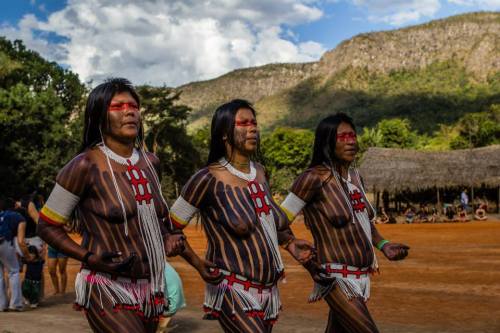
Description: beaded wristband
376,239,390,251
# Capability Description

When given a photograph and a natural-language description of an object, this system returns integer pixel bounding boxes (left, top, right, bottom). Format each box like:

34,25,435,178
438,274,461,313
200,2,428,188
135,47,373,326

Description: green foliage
358,127,382,153
422,125,460,151
253,60,500,138
0,83,77,195
450,104,500,148
191,126,210,164
137,86,201,199
375,119,419,148
358,118,423,154
0,38,84,112
0,39,86,196
261,127,314,193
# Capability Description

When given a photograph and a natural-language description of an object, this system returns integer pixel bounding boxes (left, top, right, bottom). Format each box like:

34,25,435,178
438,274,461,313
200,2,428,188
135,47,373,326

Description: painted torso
58,147,167,278
181,163,288,284
292,165,375,267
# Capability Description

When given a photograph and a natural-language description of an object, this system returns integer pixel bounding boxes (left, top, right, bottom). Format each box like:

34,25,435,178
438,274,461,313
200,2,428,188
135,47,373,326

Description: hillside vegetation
177,12,499,133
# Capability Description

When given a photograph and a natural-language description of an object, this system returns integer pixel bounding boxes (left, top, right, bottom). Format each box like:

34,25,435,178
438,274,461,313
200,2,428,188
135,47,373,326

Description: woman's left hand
382,242,410,261
286,238,316,264
164,233,186,257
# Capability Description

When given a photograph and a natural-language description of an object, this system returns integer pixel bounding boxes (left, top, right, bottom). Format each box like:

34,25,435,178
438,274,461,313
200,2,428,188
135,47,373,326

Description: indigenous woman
280,113,410,333
37,78,183,333
169,99,315,333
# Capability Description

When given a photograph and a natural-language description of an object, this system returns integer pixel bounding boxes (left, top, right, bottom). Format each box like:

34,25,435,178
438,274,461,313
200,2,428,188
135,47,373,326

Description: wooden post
471,186,474,208
395,191,400,213
497,186,500,214
436,188,441,210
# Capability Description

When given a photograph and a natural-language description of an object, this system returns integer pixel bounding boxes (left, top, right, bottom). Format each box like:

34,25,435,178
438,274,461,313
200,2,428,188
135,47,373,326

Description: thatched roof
359,145,500,192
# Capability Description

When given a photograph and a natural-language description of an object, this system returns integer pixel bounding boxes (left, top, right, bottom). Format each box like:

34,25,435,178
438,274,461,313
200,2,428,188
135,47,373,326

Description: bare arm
17,222,32,259
370,222,384,247
27,202,39,223
180,240,223,284
37,221,86,261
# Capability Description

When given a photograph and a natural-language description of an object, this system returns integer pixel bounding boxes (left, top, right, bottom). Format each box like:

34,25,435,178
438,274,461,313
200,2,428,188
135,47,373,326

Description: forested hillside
178,12,499,133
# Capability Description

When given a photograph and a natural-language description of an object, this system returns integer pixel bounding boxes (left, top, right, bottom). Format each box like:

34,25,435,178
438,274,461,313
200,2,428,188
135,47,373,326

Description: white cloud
447,0,500,9
351,0,441,26
0,0,327,86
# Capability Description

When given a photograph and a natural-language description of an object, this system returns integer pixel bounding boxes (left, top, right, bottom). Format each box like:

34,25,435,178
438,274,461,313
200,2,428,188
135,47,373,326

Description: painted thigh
217,291,272,333
323,287,379,333
84,287,158,333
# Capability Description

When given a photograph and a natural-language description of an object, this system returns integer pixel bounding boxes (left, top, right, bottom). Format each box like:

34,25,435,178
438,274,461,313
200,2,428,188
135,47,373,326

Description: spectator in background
404,205,416,224
16,194,47,297
474,203,488,221
457,206,470,223
0,198,34,312
460,189,469,212
429,206,439,223
443,204,456,222
22,245,44,308
47,240,69,295
375,207,389,224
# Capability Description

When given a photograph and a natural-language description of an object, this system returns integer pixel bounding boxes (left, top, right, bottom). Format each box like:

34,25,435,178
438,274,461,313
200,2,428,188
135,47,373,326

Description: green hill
177,12,500,133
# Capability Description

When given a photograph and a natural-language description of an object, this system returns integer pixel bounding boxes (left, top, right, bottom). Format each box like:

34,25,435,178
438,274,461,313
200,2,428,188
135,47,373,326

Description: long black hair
309,113,356,168
81,78,143,152
206,99,259,165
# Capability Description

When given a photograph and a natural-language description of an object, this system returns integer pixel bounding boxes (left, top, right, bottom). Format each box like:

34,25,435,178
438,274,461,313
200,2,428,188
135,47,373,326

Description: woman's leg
58,257,68,293
47,258,60,294
216,292,273,333
323,287,379,333
85,287,158,333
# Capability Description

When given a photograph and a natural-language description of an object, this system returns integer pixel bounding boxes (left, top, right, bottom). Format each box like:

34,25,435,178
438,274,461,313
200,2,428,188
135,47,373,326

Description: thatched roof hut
359,145,500,192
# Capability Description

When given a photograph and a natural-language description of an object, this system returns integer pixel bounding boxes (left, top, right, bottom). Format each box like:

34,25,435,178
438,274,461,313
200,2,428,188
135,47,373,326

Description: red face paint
336,132,357,143
108,102,139,112
235,119,257,127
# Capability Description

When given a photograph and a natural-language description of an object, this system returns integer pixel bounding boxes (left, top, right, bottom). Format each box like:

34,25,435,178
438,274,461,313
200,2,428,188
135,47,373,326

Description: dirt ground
1,220,500,333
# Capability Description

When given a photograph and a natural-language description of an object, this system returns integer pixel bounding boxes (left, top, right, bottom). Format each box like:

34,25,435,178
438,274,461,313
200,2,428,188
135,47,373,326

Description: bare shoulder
309,164,330,181
55,149,96,193
58,150,93,177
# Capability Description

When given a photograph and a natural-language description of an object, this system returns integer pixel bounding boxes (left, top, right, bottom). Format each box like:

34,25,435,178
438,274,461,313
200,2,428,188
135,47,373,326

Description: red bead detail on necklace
247,180,271,216
126,160,153,204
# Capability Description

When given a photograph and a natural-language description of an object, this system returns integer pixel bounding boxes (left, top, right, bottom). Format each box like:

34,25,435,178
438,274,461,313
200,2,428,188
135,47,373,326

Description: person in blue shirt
461,189,469,212
0,197,34,311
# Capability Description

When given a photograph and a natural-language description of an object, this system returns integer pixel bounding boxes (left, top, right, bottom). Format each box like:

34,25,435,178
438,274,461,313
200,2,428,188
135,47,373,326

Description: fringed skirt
74,269,166,320
309,263,372,303
203,268,281,324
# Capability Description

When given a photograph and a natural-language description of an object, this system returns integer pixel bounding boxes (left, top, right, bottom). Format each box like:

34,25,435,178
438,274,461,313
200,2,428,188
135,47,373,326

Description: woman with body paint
281,113,410,333
37,78,184,333
168,99,318,333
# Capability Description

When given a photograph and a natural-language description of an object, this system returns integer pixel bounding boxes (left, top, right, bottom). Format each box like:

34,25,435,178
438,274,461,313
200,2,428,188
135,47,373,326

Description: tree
137,86,201,199
0,39,86,197
450,105,500,149
0,84,78,195
261,127,314,194
358,127,382,153
376,118,419,148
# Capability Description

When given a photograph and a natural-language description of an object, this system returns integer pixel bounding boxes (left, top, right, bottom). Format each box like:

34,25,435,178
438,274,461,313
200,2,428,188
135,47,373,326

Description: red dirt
2,220,500,332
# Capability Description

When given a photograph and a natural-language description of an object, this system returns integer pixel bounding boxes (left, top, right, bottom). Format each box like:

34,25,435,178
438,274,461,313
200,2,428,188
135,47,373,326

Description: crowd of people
398,199,490,225
12,76,500,332
0,194,68,312
373,189,493,225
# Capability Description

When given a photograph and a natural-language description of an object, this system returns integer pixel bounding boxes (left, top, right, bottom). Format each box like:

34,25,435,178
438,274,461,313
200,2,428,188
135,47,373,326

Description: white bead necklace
219,157,256,182
98,143,139,166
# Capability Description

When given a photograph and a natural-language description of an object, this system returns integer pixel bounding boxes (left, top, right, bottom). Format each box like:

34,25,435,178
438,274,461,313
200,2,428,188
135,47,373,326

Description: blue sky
0,0,498,86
